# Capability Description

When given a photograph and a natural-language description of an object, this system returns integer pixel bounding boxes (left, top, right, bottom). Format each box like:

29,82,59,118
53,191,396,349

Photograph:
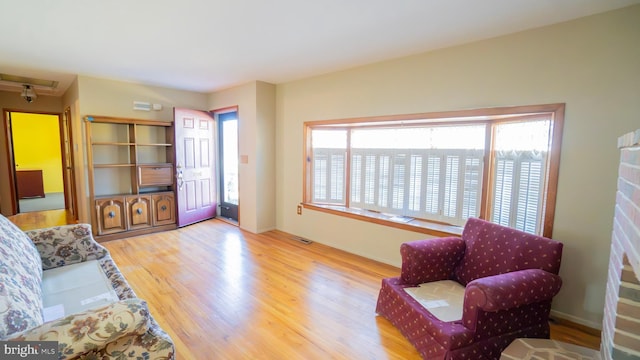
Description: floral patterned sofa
0,214,175,359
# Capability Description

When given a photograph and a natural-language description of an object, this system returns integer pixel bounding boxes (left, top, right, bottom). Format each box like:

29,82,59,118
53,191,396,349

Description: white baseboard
256,226,277,233
550,309,602,331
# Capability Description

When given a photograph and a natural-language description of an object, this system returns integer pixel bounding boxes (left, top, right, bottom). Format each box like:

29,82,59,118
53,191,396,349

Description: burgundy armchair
376,218,563,360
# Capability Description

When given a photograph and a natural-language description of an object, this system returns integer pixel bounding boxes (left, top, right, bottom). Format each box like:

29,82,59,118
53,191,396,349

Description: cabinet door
16,170,45,199
126,195,152,230
138,165,173,186
152,193,176,226
95,197,126,235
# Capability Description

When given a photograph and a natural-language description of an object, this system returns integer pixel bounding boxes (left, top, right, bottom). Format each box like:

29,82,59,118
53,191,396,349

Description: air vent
133,101,152,111
290,236,313,245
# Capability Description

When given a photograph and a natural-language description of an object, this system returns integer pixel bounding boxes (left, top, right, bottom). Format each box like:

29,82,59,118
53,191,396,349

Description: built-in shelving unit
85,115,176,241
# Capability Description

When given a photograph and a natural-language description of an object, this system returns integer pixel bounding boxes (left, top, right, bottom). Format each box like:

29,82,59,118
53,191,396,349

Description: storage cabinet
95,197,127,235
86,115,177,241
16,170,45,198
126,195,152,230
152,193,176,226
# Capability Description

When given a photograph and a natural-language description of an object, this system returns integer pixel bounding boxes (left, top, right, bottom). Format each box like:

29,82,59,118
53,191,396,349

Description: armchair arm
25,224,108,270
6,299,151,360
461,269,562,330
400,236,465,286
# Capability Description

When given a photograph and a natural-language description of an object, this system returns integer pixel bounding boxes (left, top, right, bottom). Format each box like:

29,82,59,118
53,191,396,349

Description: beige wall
61,77,85,222
1,4,636,329
77,76,208,121
208,81,277,233
0,92,63,215
74,76,208,223
275,5,640,327
255,81,276,233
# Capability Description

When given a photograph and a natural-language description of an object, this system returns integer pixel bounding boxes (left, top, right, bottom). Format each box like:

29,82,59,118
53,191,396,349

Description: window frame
302,103,564,238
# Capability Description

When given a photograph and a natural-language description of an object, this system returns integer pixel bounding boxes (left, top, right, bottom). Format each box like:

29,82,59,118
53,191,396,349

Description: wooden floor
7,209,76,230
11,210,601,358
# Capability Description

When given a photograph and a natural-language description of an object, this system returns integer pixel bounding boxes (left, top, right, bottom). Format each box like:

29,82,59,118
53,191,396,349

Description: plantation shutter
492,150,546,234
349,148,482,225
312,148,346,204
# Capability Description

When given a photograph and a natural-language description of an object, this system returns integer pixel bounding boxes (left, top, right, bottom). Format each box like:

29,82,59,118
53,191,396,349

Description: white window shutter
425,155,440,214
408,154,422,212
492,151,546,234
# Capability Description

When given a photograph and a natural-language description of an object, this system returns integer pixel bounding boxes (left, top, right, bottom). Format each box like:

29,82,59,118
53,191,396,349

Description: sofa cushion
454,217,563,285
0,215,44,338
42,260,119,321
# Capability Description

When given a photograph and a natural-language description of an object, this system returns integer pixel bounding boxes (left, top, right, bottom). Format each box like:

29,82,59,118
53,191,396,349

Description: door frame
61,107,79,219
2,109,77,217
214,106,240,223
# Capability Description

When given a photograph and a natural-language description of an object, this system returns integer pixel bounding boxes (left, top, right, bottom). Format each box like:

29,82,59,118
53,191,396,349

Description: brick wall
603,129,640,360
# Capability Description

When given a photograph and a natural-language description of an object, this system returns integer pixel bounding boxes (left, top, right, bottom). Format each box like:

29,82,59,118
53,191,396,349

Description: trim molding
550,309,602,333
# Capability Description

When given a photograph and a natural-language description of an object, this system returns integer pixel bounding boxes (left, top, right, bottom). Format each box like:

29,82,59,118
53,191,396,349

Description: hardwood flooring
7,209,76,230
104,220,421,359
10,211,601,358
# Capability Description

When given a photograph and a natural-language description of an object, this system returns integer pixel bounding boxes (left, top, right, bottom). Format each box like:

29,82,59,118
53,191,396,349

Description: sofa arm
400,236,465,285
464,269,562,312
6,299,151,359
25,224,108,270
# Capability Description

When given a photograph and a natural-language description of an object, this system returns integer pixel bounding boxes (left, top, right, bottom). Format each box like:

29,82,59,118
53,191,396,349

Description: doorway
217,110,239,222
3,110,76,217
173,107,239,227
173,108,218,227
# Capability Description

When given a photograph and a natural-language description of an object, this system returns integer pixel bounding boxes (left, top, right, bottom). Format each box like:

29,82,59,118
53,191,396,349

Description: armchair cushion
454,218,563,286
400,236,465,286
404,280,465,321
0,215,44,338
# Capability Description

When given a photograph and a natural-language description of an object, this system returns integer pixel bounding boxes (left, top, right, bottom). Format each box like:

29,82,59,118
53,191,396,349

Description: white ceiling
1,0,638,96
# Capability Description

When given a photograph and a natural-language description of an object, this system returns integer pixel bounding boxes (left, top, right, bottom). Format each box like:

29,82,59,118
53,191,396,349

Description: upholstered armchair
376,217,563,360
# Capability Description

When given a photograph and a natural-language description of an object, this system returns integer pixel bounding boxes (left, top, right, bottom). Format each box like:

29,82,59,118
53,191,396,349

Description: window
303,104,564,238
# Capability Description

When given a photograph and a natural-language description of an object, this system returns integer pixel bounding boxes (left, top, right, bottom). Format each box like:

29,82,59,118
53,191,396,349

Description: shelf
86,115,172,127
137,143,173,147
92,142,135,146
94,164,136,168
85,115,177,240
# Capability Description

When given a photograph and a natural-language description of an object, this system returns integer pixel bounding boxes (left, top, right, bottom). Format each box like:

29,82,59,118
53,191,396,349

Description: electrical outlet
297,205,302,215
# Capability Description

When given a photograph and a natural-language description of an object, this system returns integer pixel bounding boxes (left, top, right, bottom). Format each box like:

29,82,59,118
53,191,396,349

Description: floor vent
291,236,313,245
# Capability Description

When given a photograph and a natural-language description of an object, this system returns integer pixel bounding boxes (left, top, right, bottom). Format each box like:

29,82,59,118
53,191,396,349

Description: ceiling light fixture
21,84,37,103
0,73,58,89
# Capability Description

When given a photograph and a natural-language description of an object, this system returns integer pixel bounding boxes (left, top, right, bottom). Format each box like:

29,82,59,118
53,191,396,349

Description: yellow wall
11,113,63,193
0,92,63,215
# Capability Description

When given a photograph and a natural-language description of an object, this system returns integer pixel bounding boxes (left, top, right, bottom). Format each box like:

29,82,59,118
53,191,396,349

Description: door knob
176,169,184,190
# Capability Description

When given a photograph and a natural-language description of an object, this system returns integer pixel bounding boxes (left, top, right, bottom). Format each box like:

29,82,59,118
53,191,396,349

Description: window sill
302,203,463,238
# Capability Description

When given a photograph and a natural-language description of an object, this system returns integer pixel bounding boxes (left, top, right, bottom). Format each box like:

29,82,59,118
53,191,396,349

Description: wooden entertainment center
85,115,176,241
